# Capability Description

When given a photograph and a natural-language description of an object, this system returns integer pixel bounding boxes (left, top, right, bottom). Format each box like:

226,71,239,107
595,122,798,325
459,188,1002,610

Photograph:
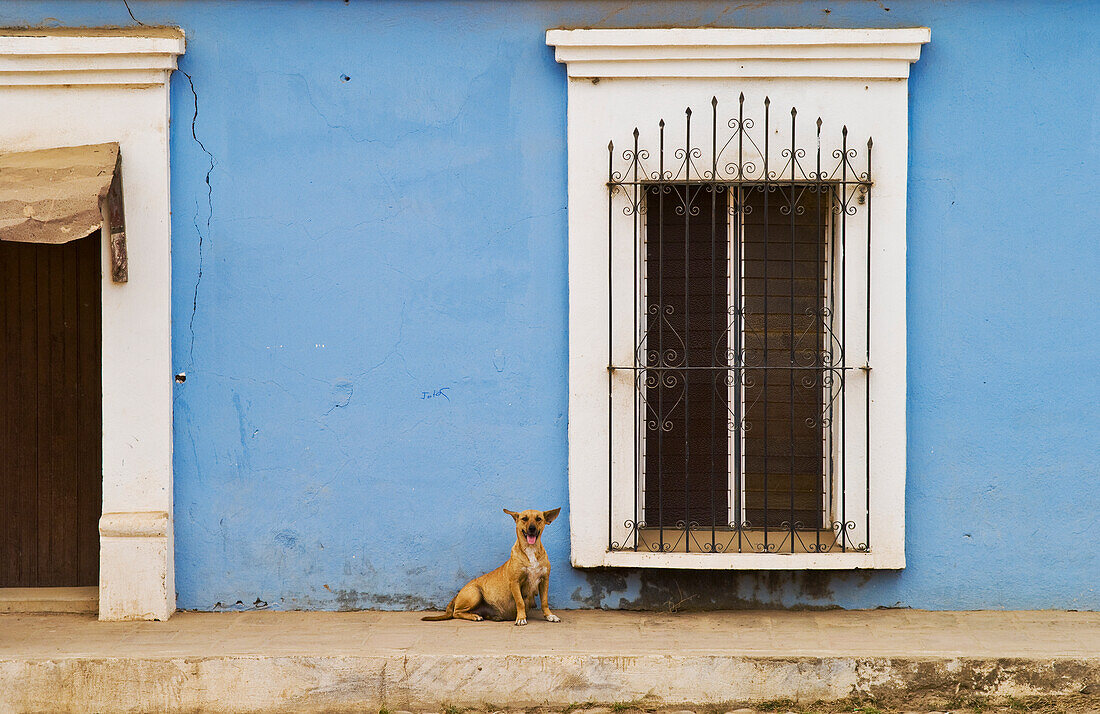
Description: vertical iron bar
608,140,614,552
816,117,823,552
763,96,770,550
684,108,692,551
735,93,744,553
633,128,640,551
658,119,666,551
709,97,718,552
865,137,872,550
840,125,848,552
789,107,797,552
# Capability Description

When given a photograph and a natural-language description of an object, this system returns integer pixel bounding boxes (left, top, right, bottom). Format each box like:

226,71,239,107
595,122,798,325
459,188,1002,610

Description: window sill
631,527,867,555
575,549,901,570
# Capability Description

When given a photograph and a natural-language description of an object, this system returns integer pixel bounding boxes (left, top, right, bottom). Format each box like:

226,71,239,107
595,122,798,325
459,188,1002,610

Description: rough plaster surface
0,0,1094,611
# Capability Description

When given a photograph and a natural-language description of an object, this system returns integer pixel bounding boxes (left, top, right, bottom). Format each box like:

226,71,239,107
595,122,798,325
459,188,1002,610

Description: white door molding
0,28,186,620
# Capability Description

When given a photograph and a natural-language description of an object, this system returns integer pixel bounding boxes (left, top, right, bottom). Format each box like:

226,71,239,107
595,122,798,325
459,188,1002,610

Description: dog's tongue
526,535,537,545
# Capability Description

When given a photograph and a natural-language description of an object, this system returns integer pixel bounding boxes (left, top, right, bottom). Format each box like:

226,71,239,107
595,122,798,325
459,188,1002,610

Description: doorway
0,231,102,587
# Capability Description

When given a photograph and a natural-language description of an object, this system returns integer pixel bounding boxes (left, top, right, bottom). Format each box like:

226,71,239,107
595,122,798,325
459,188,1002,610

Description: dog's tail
420,597,456,621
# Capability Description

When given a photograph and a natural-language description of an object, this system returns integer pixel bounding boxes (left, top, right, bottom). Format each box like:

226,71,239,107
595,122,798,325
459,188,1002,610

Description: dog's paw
515,618,527,626
473,614,483,621
545,613,561,623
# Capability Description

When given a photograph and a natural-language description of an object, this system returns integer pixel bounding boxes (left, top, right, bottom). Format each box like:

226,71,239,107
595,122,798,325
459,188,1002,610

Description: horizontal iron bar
608,179,871,187
609,365,857,371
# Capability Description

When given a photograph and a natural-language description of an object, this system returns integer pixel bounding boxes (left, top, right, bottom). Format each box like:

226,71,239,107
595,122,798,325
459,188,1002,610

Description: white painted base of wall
99,512,173,621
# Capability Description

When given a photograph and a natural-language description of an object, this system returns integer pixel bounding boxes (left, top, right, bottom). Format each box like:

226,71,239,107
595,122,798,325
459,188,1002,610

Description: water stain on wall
574,569,880,610
331,590,435,611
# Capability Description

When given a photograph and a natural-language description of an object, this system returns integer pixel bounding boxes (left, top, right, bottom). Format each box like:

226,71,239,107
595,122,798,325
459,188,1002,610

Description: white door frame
0,28,186,620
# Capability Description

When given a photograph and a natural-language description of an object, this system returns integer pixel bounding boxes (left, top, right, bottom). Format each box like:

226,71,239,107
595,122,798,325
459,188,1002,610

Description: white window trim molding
0,28,185,619
547,28,929,80
548,27,929,570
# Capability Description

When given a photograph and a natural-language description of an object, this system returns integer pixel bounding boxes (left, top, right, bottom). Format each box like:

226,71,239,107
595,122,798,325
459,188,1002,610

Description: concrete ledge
2,653,1098,713
1,610,1097,712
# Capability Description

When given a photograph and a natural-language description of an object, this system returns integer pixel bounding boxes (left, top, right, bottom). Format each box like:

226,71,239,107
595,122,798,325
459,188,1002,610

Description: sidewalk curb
2,653,1097,713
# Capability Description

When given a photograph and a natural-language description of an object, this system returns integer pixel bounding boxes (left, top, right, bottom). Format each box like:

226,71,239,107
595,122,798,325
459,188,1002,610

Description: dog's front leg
509,580,527,626
538,578,560,622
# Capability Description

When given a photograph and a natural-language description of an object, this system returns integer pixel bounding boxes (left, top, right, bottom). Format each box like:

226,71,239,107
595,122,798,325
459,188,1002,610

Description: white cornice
546,28,930,79
0,29,185,87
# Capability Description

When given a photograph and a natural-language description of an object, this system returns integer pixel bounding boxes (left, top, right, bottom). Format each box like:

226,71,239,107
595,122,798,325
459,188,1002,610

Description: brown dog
421,507,561,626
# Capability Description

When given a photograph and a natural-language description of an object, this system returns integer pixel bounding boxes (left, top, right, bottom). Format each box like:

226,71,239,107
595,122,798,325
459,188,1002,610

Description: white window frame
547,27,929,570
0,29,185,619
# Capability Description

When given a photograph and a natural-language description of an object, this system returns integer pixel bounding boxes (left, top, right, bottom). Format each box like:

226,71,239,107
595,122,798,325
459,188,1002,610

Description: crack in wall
122,0,146,26
356,299,411,380
181,70,217,364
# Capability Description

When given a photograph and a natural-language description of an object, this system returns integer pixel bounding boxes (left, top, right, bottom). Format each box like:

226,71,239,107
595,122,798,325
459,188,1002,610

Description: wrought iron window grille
605,94,872,555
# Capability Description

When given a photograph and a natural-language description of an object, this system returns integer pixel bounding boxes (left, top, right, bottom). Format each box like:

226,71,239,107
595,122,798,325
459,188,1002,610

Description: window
548,28,929,569
612,98,868,556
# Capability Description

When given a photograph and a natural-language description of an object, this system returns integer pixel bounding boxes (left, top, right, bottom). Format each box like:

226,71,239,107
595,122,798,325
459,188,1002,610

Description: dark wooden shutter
742,186,827,529
643,185,729,528
0,232,102,587
642,184,827,531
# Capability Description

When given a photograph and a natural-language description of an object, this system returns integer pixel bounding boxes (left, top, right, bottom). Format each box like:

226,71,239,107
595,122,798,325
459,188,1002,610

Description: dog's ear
543,507,561,524
503,508,520,521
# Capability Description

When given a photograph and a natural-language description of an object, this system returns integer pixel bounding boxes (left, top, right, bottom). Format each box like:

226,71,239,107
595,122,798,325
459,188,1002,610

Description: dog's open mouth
526,533,537,544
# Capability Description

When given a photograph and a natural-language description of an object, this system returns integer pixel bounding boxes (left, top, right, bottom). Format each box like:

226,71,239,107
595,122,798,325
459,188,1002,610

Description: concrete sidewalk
1,609,1098,712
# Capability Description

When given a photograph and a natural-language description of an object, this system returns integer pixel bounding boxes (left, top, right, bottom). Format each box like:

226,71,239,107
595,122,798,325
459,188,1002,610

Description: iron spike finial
816,117,823,130
764,96,770,106
711,96,718,108
842,125,848,136
867,137,873,148
739,91,745,103
685,106,692,117
659,119,665,128
791,107,797,117
608,140,614,151
633,127,640,139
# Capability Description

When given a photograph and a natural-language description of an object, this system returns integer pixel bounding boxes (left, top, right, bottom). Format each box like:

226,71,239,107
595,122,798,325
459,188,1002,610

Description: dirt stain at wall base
574,569,884,610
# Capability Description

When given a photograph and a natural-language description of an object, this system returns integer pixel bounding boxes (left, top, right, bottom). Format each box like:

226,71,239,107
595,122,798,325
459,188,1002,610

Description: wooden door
0,232,102,587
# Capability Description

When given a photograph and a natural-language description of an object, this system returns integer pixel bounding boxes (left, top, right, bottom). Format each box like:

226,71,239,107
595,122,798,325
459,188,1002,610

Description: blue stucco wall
2,1,1096,611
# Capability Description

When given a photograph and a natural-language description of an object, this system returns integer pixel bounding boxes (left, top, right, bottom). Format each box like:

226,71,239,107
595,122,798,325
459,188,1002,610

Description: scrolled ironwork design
608,96,871,194
605,94,872,558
